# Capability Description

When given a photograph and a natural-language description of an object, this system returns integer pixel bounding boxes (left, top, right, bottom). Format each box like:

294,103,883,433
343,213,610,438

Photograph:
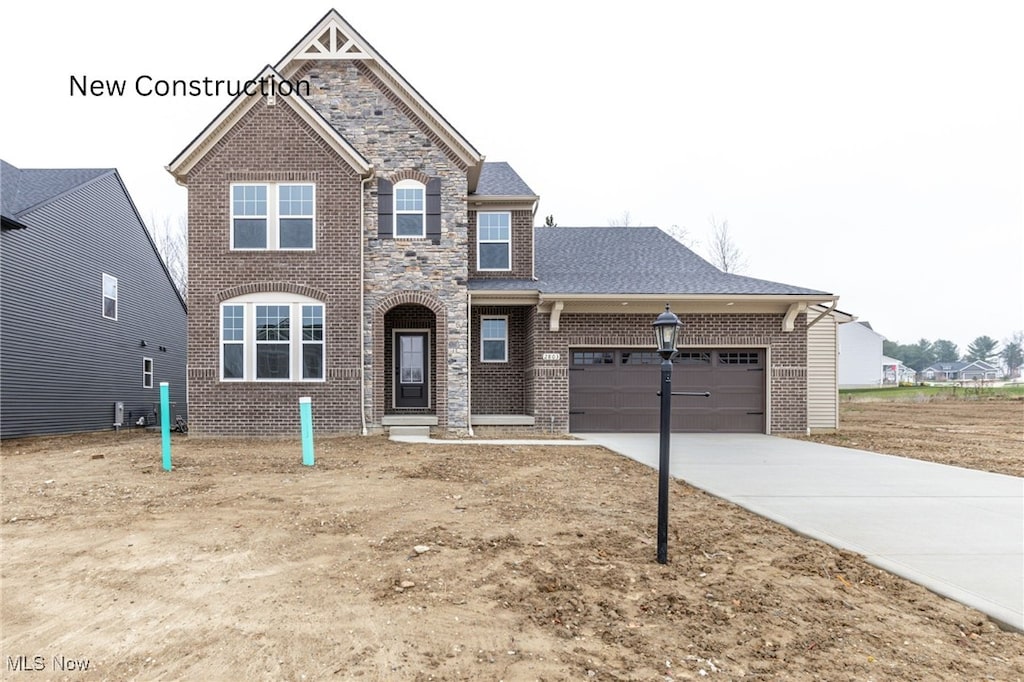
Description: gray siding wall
1,173,188,438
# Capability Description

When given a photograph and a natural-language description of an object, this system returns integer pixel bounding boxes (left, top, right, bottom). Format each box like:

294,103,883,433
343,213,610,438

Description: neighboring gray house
920,360,1000,383
1,159,188,438
838,320,888,388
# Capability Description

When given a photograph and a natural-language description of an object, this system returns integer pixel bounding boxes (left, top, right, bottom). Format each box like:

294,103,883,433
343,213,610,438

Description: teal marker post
299,397,314,466
160,382,172,471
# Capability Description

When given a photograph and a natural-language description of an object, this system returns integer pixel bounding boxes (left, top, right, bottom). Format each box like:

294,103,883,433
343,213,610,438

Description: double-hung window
143,358,154,388
477,212,511,270
480,316,508,363
102,273,118,320
231,183,315,250
394,179,425,238
220,294,325,381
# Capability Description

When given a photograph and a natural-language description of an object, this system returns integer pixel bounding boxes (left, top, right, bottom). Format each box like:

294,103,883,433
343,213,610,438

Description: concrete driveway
577,433,1024,632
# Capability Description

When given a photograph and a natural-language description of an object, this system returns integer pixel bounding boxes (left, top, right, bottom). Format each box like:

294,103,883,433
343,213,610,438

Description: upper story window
394,179,425,238
143,357,154,388
477,212,511,270
220,293,324,382
102,273,118,320
231,183,315,250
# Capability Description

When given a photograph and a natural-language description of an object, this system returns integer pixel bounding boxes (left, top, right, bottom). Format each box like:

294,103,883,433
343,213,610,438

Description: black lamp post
652,304,681,564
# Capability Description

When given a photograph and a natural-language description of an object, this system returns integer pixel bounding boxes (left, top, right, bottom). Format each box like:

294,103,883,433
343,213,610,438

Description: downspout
466,290,474,436
359,172,374,436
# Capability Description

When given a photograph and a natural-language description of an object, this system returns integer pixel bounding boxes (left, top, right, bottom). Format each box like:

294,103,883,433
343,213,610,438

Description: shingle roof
473,162,535,197
470,227,832,296
1,159,110,223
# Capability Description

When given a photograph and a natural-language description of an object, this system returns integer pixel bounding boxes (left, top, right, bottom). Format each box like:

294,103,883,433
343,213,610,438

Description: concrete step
388,426,431,437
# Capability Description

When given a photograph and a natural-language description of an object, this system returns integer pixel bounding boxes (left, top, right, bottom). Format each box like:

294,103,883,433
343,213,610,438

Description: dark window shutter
377,178,393,239
426,177,441,244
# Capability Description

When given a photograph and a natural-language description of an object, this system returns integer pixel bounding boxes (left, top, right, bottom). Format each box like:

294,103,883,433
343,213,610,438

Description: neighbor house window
231,183,315,250
394,179,425,238
477,212,511,270
220,294,324,381
480,316,508,362
143,357,153,388
102,273,118,320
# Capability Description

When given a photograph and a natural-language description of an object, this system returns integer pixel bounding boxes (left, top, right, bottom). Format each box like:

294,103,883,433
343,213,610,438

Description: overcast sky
2,1,1021,355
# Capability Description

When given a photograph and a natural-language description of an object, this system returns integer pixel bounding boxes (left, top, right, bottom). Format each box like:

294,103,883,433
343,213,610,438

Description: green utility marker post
299,397,315,466
160,382,172,471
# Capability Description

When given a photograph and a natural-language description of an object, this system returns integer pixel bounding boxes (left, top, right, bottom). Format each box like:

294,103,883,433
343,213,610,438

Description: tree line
883,333,1023,377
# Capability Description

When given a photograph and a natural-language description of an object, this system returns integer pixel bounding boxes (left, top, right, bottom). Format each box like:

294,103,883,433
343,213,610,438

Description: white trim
230,182,316,251
219,295,325,382
480,315,509,363
476,211,511,272
392,329,431,409
393,179,426,239
102,273,118,320
142,357,154,388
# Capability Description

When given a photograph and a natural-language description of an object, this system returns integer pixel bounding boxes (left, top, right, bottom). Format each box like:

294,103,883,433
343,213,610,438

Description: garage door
568,349,766,433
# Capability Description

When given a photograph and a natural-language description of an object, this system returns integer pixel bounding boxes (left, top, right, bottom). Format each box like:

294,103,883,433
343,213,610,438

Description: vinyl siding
1,173,187,438
806,313,838,431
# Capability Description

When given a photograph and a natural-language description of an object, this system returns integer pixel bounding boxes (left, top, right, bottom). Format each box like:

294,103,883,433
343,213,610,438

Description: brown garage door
568,349,766,433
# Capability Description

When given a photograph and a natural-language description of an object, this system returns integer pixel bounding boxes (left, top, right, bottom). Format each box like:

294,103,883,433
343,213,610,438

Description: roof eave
166,65,373,184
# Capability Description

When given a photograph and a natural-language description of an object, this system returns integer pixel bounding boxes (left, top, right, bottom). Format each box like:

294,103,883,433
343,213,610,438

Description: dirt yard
2,398,1022,681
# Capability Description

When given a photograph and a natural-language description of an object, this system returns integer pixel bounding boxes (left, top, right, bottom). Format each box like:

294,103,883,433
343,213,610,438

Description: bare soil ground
2,398,1022,681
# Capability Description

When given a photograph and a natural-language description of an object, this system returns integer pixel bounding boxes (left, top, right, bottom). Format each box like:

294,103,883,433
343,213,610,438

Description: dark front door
395,332,429,408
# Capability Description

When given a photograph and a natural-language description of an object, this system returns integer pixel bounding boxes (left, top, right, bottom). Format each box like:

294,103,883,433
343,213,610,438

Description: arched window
220,292,324,381
393,179,425,238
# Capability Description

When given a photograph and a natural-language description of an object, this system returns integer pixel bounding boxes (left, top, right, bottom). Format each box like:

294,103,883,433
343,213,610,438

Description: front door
395,332,429,408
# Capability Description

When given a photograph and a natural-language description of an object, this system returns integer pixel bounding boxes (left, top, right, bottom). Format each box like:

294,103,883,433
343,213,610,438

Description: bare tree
706,215,747,273
663,224,696,249
151,214,188,301
607,210,637,227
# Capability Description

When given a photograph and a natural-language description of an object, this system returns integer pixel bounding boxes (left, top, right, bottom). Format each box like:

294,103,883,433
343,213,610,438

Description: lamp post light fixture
652,304,681,564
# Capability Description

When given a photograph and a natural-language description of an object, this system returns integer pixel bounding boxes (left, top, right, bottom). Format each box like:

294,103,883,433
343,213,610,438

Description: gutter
359,171,374,436
466,291,474,437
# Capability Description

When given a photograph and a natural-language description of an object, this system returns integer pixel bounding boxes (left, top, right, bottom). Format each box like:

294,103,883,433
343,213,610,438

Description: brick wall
467,209,535,279
470,306,528,414
186,96,363,436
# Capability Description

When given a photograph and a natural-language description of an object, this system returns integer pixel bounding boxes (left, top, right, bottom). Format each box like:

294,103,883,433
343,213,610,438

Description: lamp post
652,304,681,564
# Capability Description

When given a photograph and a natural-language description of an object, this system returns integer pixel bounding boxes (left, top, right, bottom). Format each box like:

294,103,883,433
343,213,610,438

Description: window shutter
426,177,441,244
377,178,393,238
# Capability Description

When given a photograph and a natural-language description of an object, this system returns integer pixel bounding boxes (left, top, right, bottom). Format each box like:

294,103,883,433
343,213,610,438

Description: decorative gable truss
292,23,372,60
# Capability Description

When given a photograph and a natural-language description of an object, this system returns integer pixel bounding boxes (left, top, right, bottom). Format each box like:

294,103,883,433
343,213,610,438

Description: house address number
542,353,561,361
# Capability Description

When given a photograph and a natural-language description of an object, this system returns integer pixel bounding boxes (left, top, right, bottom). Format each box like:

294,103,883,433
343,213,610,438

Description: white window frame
219,293,325,382
477,212,512,271
480,315,509,363
102,273,118,320
142,357,154,388
393,179,426,239
230,183,316,251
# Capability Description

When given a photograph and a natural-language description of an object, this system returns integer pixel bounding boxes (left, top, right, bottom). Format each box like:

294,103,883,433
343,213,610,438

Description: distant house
838,320,888,388
881,356,916,385
920,360,1000,383
1,160,188,438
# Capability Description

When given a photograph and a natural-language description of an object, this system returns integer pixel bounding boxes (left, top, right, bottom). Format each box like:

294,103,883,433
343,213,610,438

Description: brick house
167,10,838,437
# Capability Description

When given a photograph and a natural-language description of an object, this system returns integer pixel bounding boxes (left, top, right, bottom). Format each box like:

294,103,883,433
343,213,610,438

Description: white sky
2,1,1021,354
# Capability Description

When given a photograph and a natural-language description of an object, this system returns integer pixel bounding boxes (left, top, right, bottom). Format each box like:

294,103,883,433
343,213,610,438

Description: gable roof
166,65,372,183
2,159,188,312
274,9,484,189
1,159,110,228
923,360,999,372
474,162,536,198
470,227,834,299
